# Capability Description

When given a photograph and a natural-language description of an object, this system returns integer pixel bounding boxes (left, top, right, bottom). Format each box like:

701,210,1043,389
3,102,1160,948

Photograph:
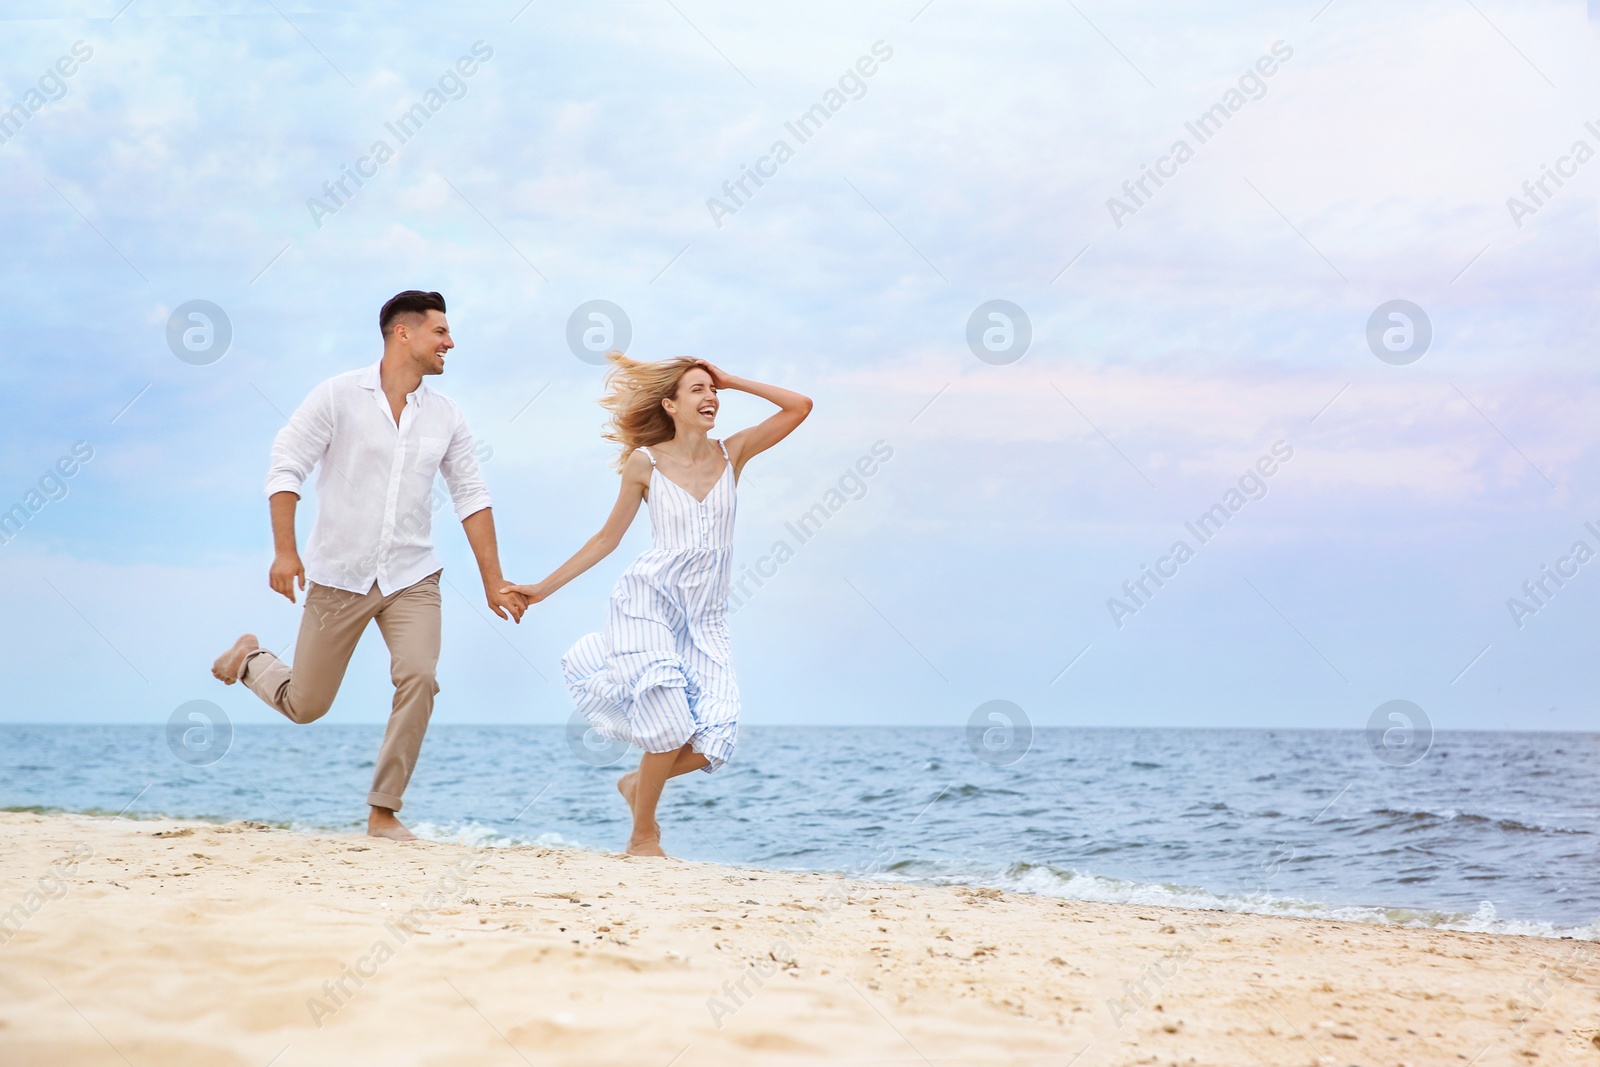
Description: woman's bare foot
211,634,259,684
625,834,666,857
367,808,416,842
616,770,661,843
616,770,638,812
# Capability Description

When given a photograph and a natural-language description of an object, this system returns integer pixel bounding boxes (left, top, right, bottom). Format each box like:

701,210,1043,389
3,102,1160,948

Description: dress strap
639,446,657,467
716,439,729,460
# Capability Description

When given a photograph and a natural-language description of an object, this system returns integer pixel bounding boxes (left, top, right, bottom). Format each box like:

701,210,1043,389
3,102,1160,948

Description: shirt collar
357,360,430,402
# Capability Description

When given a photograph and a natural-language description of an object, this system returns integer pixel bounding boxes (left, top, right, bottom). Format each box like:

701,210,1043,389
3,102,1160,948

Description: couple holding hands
211,291,811,856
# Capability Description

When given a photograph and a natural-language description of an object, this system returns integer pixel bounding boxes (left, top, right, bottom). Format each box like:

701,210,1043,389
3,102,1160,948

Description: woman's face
667,367,718,432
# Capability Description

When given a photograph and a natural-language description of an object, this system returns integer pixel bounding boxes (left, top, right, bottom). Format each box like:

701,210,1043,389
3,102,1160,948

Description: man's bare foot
367,808,416,842
625,834,666,858
211,634,259,684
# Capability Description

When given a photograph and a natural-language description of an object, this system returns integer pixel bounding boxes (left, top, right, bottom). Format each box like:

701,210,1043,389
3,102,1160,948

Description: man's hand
270,549,306,603
462,509,525,622
487,585,527,623
498,581,550,606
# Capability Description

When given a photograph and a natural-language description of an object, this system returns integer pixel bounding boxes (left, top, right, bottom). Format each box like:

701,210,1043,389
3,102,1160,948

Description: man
211,290,524,841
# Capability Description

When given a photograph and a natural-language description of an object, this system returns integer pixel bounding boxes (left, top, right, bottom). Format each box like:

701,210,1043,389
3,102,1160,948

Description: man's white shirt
264,361,492,595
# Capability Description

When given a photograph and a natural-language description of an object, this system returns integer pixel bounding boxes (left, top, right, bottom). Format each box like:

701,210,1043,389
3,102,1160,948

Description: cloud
1,2,1596,728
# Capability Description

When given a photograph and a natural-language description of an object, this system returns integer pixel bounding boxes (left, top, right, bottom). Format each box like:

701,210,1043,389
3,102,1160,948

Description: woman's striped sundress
561,439,740,771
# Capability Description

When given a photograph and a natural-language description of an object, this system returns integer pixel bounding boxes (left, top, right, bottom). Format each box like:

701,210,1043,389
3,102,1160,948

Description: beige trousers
241,572,442,812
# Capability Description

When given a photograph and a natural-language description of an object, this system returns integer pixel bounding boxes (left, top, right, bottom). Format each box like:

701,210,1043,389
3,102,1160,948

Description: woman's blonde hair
599,350,713,469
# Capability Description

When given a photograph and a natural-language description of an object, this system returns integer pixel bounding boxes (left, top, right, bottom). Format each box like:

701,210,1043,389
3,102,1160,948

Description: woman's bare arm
500,450,652,603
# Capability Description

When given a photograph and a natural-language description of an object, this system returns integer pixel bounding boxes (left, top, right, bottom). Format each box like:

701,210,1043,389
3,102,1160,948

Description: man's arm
264,382,333,602
268,491,305,602
462,508,524,622
439,413,522,621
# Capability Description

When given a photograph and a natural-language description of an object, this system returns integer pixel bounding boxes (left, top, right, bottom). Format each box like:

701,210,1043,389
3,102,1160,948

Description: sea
3,724,1596,940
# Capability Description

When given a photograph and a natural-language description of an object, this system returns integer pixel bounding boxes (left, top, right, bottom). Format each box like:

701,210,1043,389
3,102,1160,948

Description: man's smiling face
401,310,453,376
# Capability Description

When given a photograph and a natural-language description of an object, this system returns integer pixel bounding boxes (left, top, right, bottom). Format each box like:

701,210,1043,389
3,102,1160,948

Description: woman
503,353,811,856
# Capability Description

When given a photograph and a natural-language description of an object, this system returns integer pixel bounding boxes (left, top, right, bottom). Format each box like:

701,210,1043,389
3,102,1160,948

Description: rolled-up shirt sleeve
264,381,334,498
440,411,493,521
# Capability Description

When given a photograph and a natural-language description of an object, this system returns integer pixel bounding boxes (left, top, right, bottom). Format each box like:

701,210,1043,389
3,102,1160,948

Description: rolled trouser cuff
238,648,277,685
367,791,404,813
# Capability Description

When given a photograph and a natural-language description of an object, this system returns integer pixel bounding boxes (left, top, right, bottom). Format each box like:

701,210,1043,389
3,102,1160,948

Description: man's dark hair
379,290,446,338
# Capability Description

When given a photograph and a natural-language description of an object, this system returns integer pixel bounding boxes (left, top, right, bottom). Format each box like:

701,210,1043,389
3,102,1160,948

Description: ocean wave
409,820,583,850
8,724,1600,938
1368,807,1593,836
12,802,1600,940
873,861,1600,941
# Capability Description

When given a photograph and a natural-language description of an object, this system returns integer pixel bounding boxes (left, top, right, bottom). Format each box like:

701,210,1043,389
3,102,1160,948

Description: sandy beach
1,810,1597,1066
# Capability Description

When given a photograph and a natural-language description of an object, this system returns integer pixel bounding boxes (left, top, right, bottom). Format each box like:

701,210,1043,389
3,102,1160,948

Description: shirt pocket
415,435,448,471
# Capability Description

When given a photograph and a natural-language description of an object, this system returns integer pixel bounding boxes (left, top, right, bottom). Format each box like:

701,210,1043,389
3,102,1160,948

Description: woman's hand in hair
699,361,736,390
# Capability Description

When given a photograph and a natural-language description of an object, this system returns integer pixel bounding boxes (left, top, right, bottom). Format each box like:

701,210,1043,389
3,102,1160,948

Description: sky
1,0,1598,736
